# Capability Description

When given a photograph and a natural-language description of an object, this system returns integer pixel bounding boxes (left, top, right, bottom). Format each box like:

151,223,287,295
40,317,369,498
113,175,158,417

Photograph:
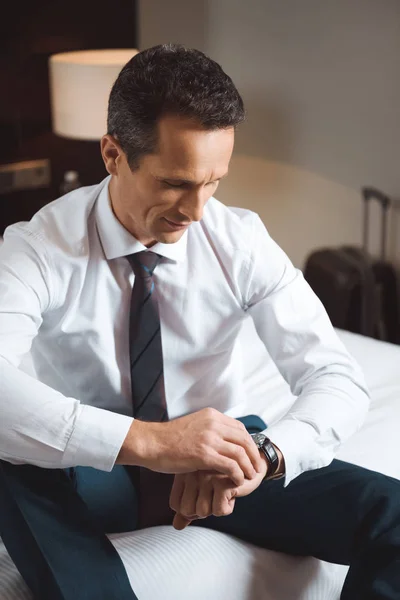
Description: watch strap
260,438,279,473
251,433,283,480
260,438,281,479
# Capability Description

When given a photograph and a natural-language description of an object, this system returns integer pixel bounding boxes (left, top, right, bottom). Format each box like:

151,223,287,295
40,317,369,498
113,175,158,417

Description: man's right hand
117,407,264,487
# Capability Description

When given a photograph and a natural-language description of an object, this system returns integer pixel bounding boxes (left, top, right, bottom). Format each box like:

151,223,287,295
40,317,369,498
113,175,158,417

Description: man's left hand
170,454,268,530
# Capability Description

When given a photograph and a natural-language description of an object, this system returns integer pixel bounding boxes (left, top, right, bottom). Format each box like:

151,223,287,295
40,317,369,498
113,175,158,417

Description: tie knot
127,251,162,277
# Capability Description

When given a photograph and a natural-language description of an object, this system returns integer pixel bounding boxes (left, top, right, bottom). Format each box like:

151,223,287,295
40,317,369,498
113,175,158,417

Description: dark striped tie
126,251,168,423
126,251,174,528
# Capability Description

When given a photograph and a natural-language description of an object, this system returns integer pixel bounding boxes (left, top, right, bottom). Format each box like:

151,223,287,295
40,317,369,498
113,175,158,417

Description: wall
138,0,400,268
138,0,207,51
0,0,138,234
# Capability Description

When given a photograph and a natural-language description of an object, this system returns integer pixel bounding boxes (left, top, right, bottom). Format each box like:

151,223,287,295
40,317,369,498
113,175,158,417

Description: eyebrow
155,172,229,184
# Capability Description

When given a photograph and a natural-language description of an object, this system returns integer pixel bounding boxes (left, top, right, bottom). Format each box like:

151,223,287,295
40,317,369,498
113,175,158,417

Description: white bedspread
1,321,399,599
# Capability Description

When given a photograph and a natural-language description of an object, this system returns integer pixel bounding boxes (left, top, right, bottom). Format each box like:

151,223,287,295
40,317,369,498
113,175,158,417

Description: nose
180,188,208,223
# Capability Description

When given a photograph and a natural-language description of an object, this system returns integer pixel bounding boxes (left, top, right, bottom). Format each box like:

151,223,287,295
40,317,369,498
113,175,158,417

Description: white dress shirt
0,176,369,486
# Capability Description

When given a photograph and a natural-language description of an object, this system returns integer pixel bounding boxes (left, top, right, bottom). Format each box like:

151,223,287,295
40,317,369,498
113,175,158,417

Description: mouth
163,217,191,230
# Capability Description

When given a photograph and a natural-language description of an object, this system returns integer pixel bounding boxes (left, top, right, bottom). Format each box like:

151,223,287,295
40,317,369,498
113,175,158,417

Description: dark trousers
1,415,400,600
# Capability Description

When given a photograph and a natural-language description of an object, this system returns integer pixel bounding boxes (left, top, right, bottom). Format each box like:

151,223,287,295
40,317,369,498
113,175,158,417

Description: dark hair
107,43,245,168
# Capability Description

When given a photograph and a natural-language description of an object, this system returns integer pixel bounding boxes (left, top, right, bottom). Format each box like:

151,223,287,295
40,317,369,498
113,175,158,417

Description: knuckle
214,506,229,517
182,505,194,518
245,432,254,445
224,456,238,471
229,462,241,476
204,407,217,419
243,433,253,448
203,408,220,428
198,440,213,461
234,445,246,459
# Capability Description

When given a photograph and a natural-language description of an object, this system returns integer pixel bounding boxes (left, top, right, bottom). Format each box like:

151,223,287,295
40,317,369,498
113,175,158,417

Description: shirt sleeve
244,214,370,486
0,230,133,471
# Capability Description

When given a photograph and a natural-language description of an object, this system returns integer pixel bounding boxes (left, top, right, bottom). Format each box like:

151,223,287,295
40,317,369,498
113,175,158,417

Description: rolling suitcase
304,186,400,343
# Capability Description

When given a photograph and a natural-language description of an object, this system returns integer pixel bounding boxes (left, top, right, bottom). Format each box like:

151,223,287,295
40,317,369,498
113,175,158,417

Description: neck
108,178,156,248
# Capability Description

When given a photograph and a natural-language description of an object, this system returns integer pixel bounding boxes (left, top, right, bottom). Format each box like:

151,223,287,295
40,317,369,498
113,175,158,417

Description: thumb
173,513,193,530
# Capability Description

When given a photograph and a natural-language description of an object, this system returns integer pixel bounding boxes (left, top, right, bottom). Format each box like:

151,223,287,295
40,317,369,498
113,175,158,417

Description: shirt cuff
262,417,332,487
62,404,134,471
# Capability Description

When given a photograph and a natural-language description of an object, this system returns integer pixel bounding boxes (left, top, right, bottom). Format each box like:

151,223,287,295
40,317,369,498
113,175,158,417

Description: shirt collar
95,176,188,263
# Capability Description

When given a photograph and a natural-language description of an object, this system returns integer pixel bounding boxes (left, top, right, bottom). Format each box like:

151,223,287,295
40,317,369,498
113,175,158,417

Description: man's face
102,115,234,247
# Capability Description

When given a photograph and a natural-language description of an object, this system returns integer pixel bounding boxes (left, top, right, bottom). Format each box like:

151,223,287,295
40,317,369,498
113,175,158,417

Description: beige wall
138,0,400,268
138,0,207,52
216,155,363,268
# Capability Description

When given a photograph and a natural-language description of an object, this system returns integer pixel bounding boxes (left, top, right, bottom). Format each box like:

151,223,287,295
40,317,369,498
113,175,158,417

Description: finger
196,476,214,518
169,474,186,513
179,472,199,518
228,497,236,514
205,451,245,487
221,426,265,473
212,482,236,517
202,410,262,473
218,440,258,481
173,513,193,530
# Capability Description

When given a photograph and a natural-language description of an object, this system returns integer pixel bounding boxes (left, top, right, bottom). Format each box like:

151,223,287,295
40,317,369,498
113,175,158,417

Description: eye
162,180,219,189
163,181,184,188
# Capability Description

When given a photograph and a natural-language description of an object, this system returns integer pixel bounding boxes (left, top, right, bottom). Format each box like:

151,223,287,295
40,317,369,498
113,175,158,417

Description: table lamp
49,48,139,141
48,48,139,192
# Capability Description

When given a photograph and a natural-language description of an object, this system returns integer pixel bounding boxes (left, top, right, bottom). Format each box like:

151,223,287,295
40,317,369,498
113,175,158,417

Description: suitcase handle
361,186,391,260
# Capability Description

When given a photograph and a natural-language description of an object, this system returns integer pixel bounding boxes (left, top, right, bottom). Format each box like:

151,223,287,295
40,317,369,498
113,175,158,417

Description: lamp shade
49,49,139,141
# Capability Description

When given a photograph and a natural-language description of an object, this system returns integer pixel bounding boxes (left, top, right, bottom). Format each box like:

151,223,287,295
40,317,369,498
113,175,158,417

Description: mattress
1,321,399,600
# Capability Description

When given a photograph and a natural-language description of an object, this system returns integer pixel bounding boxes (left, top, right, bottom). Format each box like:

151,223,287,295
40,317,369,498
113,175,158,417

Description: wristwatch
251,433,284,480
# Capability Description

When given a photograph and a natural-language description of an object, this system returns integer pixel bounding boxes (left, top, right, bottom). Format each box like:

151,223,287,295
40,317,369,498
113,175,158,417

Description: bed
1,317,399,600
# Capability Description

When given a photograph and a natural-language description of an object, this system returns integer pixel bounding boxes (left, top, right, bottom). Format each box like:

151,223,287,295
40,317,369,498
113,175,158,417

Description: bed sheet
1,322,399,599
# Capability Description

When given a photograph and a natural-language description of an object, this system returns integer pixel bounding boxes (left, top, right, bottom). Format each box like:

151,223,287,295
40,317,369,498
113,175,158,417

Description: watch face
251,433,266,447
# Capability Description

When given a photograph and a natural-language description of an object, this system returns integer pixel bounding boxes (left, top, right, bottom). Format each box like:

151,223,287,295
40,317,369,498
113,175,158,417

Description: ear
100,135,125,175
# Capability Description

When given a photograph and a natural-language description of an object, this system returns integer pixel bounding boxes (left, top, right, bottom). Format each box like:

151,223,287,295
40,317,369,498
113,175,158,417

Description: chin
156,230,186,244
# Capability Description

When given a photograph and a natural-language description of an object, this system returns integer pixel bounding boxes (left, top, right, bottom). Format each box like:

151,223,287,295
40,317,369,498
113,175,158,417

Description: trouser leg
194,458,400,600
0,460,138,600
0,414,270,598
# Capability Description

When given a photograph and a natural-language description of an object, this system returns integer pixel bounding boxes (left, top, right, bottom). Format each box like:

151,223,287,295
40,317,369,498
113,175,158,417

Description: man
0,43,399,600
